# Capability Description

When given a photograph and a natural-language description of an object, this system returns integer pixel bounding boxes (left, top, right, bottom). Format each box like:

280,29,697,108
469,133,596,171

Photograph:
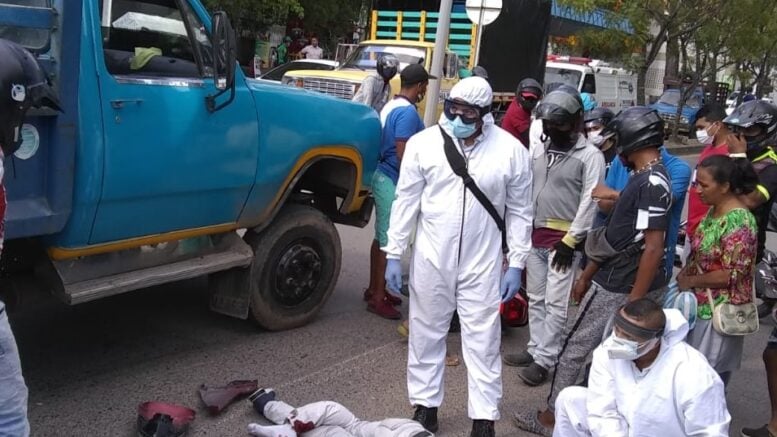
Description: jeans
526,247,580,369
0,302,29,437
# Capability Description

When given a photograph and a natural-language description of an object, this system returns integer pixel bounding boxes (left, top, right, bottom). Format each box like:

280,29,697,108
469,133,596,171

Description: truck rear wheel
245,205,341,330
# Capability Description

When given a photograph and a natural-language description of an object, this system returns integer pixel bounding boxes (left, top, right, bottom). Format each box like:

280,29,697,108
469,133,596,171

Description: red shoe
385,293,402,306
367,298,401,320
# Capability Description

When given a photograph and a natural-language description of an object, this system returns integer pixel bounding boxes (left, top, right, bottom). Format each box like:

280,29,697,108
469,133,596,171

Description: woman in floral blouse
677,154,759,386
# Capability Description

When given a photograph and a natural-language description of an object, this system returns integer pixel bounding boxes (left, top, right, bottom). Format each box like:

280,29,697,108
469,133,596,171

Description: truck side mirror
206,11,237,112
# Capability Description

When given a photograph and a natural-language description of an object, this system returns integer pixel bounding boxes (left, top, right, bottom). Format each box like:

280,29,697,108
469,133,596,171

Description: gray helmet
584,107,615,127
517,78,543,98
535,87,583,124
472,66,489,80
376,54,399,81
0,39,61,156
724,100,777,149
603,106,664,156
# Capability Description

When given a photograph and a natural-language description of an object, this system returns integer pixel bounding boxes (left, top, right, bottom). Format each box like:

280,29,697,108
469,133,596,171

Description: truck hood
282,68,372,84
244,78,381,187
650,101,698,118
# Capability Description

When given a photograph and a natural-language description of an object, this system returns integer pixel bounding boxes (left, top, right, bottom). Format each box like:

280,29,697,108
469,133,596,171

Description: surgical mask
589,129,605,147
696,123,719,145
444,115,478,139
602,333,660,360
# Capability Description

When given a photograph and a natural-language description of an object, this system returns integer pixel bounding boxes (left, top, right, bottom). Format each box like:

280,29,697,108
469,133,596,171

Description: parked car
259,59,338,83
650,88,704,135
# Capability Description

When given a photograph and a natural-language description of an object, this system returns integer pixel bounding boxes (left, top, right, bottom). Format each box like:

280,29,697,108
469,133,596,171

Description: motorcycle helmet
602,106,664,156
516,78,543,111
376,54,399,81
535,87,583,125
724,100,777,149
584,107,615,129
471,65,489,81
0,39,61,156
663,280,697,329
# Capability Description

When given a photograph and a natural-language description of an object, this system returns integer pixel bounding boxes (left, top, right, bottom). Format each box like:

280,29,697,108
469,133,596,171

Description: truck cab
544,55,636,111
281,40,461,116
0,0,381,330
650,88,705,134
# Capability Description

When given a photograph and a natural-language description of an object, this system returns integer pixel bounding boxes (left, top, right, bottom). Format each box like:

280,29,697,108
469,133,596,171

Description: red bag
500,293,528,327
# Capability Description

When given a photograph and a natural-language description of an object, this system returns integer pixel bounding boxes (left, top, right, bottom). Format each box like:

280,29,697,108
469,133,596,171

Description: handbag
705,286,759,336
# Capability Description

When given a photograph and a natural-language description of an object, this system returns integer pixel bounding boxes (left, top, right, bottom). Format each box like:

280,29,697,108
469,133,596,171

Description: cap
401,64,435,86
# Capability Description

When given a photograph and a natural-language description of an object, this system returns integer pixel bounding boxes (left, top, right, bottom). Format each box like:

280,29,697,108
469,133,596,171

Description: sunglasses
443,99,487,124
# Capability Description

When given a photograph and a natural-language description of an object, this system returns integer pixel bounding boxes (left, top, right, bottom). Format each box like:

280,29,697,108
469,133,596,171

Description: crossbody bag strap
439,126,508,254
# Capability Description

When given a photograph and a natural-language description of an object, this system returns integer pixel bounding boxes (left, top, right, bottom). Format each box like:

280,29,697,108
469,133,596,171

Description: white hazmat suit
383,77,533,420
553,309,730,437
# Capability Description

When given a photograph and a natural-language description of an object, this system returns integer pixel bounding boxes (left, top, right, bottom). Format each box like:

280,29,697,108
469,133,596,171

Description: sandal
512,411,552,437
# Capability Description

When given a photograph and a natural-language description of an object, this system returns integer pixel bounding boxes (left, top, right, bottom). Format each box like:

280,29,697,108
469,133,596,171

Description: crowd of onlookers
349,56,777,436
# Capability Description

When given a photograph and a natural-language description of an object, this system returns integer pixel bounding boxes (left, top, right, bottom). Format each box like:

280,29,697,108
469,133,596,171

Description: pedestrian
590,142,691,281
276,36,291,66
501,78,543,148
583,107,616,177
554,300,731,437
364,64,430,319
514,107,672,436
0,39,61,437
580,82,596,112
686,103,733,251
352,55,399,113
383,77,533,437
247,388,432,437
502,87,605,387
677,154,759,386
299,37,324,60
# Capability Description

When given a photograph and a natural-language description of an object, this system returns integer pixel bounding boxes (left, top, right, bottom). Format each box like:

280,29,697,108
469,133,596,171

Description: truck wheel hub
274,241,322,306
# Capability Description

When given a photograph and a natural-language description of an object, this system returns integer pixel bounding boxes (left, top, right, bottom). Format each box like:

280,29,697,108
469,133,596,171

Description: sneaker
367,298,401,319
742,425,777,437
503,350,534,367
519,363,549,386
412,406,439,433
470,419,495,437
248,388,276,416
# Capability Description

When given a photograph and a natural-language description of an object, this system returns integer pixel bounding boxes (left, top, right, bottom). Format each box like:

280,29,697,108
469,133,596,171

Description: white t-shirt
300,45,323,60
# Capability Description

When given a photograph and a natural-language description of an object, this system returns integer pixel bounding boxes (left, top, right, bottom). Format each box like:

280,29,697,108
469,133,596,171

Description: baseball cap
401,64,435,86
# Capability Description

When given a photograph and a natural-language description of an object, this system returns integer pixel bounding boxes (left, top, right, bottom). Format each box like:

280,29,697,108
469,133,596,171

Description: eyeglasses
444,99,485,124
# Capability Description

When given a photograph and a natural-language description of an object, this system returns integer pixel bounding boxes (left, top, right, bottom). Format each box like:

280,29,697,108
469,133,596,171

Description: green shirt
277,44,288,64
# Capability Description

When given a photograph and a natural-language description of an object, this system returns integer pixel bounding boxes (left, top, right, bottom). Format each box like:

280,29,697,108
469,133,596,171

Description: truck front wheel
245,205,342,330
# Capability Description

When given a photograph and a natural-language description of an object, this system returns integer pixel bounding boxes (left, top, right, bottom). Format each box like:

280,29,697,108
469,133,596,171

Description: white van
544,55,637,112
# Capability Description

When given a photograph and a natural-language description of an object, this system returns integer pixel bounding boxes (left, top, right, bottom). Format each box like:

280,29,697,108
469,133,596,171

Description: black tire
245,205,341,330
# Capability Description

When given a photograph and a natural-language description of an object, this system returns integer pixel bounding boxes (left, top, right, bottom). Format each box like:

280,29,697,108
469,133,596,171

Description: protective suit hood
660,309,689,348
449,76,493,107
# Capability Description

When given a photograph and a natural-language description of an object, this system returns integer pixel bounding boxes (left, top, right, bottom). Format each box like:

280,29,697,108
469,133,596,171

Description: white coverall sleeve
676,367,731,436
528,118,543,157
505,146,533,269
586,351,629,437
382,138,425,259
563,149,605,246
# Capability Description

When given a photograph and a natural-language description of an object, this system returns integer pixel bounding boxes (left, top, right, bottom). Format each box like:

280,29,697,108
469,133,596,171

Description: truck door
92,0,259,244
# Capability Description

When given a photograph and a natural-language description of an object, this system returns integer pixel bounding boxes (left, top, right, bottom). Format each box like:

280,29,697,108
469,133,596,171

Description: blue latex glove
385,259,403,296
500,267,522,303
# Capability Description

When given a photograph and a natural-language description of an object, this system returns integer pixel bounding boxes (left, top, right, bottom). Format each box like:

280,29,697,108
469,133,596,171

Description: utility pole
423,0,453,127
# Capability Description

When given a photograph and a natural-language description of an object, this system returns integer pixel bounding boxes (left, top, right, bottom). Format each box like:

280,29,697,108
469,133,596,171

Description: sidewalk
665,136,704,156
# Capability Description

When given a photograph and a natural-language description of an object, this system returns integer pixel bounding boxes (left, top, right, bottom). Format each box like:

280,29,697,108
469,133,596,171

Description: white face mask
602,333,659,360
696,123,719,145
589,129,606,147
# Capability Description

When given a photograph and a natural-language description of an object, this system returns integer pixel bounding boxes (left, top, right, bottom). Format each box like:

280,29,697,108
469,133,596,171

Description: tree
557,0,723,105
203,0,303,33
298,0,362,53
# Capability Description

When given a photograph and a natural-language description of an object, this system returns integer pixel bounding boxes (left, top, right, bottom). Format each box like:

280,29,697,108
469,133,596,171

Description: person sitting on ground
247,388,432,437
553,299,730,437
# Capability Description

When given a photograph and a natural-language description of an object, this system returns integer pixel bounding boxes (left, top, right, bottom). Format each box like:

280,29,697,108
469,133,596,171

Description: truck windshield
544,67,582,91
659,91,702,108
0,0,51,51
341,45,425,72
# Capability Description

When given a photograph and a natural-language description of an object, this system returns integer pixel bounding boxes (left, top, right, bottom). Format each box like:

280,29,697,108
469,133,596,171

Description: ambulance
544,55,637,111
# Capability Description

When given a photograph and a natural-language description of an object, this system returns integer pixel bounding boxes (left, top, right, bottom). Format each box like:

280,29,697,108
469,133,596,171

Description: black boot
470,419,495,437
412,405,439,433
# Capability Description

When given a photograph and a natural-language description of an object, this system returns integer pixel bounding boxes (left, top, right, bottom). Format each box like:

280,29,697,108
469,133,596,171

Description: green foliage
203,0,303,32
298,0,363,50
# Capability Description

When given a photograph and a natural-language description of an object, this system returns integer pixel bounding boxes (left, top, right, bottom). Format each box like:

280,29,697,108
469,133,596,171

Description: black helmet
603,106,664,156
0,39,61,156
376,54,399,81
535,87,583,124
516,78,543,98
723,100,777,149
584,107,615,128
472,66,489,81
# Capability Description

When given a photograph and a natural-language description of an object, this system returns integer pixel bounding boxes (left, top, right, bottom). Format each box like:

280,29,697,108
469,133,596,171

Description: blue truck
650,88,705,135
0,0,380,330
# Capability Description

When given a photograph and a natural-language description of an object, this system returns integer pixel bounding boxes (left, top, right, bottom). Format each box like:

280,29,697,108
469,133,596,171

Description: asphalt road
8,153,775,436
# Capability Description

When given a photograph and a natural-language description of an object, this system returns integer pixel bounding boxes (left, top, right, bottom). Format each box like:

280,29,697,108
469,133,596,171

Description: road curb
665,144,704,156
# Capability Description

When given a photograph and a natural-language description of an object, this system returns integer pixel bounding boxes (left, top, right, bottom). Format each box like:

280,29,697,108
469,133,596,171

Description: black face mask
518,96,538,112
544,126,578,149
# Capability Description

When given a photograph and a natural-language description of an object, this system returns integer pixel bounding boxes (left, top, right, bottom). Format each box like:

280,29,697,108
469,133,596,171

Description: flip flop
513,410,552,437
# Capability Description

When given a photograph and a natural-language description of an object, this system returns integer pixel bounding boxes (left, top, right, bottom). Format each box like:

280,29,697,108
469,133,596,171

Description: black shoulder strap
439,126,508,254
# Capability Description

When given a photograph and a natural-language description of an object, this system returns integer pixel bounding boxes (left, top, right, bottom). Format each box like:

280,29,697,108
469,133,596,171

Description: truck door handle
110,98,144,109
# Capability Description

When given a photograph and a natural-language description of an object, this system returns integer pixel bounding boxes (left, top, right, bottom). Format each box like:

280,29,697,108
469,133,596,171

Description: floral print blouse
687,208,758,319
